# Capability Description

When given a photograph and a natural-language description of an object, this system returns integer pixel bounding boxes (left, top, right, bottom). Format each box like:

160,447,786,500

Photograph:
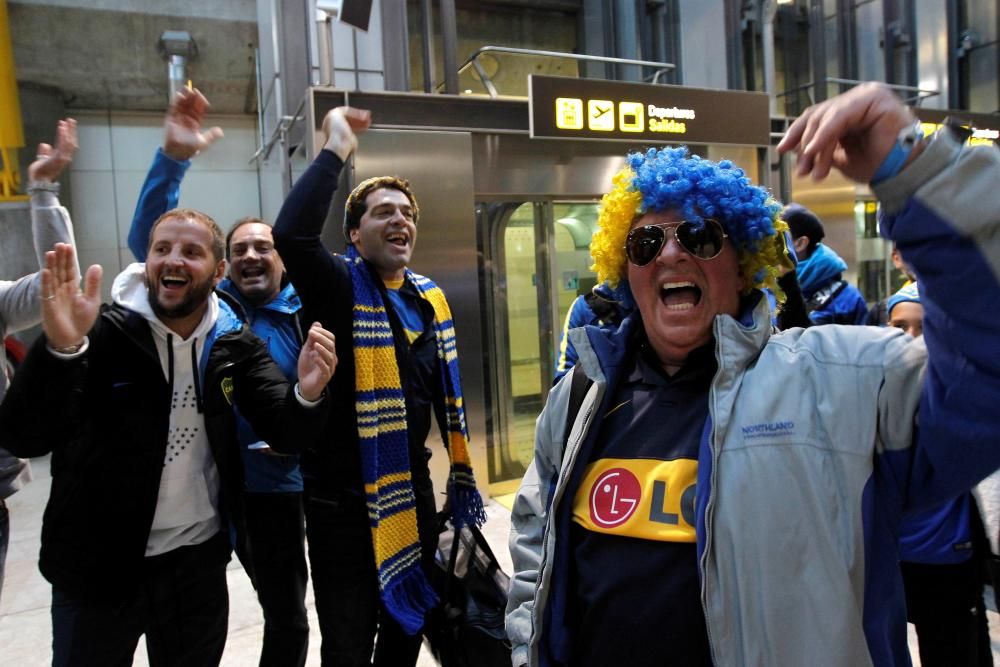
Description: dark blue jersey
569,343,715,667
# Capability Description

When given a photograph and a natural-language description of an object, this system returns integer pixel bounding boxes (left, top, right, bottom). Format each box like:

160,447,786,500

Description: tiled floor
2,457,998,666
0,456,513,666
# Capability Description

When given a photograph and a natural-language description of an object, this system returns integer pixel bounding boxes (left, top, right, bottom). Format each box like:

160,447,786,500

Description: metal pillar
836,0,857,89
439,0,459,94
762,0,778,113
579,0,613,79
612,0,642,81
883,0,917,88
809,0,827,101
946,0,961,109
420,0,435,92
724,0,746,89
380,0,410,91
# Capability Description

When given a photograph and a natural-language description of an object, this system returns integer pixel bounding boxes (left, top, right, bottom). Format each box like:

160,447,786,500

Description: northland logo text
742,421,795,439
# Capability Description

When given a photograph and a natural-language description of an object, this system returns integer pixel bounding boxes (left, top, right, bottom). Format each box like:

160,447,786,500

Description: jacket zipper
700,321,726,664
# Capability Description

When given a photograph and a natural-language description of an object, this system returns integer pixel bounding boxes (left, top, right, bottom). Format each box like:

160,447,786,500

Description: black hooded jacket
0,295,328,601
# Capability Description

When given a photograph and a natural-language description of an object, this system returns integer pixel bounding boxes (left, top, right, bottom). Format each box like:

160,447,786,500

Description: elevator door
481,199,601,491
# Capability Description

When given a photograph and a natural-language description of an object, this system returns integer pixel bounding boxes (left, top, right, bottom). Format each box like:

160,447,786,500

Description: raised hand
40,243,103,350
777,82,918,183
28,118,78,183
163,87,224,161
297,322,338,401
321,106,371,161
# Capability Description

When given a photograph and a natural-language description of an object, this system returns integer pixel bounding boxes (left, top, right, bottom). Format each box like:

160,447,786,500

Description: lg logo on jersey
590,468,641,527
588,467,697,529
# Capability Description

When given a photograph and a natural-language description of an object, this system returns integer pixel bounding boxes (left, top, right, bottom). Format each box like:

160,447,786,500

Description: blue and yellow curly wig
590,146,789,302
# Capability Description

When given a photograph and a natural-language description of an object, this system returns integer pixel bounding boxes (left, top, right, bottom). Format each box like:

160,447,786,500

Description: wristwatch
870,121,924,185
27,180,60,194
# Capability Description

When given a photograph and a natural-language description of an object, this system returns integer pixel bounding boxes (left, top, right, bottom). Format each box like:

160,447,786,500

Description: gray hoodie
0,188,78,500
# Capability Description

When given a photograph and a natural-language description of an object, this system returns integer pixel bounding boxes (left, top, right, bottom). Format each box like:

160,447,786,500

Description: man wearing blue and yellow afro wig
508,83,1000,667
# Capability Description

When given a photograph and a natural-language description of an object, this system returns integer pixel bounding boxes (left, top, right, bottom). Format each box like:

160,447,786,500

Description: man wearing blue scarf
273,106,485,667
783,204,869,324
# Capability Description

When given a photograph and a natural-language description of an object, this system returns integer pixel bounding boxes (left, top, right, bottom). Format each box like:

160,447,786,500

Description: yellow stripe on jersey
571,457,698,542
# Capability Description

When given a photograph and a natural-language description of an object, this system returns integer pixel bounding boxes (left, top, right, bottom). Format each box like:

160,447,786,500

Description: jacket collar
218,279,301,317
103,293,244,356
713,290,772,376
571,289,772,384
213,294,245,338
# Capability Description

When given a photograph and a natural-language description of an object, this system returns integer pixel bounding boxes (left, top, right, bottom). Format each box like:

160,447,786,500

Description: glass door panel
481,200,602,490
481,201,543,486
550,202,602,366
503,205,543,475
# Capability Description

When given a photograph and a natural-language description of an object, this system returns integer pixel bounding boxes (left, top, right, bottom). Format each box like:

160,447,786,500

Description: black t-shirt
569,343,715,667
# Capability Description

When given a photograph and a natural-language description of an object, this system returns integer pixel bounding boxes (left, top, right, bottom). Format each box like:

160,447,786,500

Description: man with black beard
0,208,338,666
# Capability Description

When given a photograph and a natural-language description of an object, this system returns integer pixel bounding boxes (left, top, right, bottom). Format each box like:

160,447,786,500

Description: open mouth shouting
160,273,191,294
386,230,409,248
239,265,267,280
661,281,702,311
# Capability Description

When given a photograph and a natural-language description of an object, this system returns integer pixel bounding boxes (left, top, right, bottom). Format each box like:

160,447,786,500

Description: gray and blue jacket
506,126,1000,666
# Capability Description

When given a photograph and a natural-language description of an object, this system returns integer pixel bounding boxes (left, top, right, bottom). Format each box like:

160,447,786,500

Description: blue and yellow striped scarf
347,245,486,634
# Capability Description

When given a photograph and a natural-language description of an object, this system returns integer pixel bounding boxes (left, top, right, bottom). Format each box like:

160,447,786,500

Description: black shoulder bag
425,512,512,667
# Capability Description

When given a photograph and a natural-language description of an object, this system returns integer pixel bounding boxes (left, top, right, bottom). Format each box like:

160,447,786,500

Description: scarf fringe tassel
384,568,440,636
449,481,488,529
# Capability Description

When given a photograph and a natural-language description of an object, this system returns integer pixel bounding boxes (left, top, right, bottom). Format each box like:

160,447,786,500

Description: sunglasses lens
676,220,725,259
625,226,666,266
625,219,726,265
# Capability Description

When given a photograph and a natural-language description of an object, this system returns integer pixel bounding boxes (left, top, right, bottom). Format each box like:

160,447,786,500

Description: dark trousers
305,479,439,667
901,558,993,667
51,531,229,667
0,499,8,608
244,491,309,667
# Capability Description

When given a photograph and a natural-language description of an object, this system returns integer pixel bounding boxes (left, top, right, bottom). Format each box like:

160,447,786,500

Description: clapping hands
296,323,338,401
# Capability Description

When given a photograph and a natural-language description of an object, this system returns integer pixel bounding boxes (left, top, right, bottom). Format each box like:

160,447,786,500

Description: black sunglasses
624,219,729,266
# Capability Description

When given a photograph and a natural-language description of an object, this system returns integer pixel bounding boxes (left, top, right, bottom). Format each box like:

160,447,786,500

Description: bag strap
583,291,621,325
564,364,593,451
805,279,847,312
442,518,505,601
467,522,502,575
443,517,462,603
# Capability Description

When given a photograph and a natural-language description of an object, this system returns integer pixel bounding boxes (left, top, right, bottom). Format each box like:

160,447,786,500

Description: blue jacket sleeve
874,128,1000,505
128,149,190,261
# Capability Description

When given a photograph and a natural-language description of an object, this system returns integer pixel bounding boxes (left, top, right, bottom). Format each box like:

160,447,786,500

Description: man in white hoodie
0,208,337,666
